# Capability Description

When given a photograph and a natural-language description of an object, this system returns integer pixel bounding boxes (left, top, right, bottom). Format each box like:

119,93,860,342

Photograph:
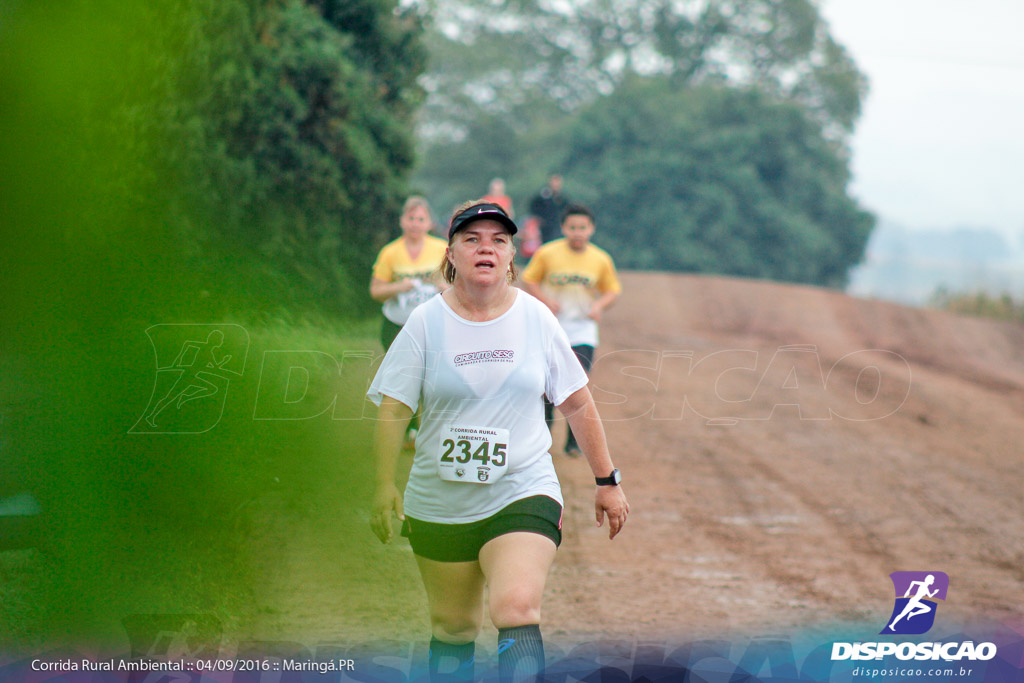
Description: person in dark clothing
528,174,568,244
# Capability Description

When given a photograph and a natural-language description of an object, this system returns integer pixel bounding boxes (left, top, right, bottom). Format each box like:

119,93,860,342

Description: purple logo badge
881,571,949,635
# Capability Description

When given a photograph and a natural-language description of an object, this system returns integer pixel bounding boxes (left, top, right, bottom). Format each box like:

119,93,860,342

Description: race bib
437,425,510,485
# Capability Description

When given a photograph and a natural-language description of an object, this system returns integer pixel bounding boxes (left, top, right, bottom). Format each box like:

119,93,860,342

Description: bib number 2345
437,426,510,484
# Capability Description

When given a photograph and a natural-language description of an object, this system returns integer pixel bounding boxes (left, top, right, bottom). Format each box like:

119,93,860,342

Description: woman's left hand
595,484,629,540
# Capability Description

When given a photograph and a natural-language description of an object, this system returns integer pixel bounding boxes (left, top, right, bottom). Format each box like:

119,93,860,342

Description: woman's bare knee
479,533,555,629
430,613,483,643
489,587,542,629
415,555,486,644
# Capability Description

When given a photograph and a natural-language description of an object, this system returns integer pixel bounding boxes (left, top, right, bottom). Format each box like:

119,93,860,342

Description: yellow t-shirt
372,235,448,325
521,239,621,346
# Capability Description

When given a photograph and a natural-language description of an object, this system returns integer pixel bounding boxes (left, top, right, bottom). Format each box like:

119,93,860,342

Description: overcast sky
820,0,1024,242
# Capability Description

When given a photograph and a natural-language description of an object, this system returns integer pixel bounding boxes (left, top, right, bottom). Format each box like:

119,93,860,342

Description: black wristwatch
595,468,622,486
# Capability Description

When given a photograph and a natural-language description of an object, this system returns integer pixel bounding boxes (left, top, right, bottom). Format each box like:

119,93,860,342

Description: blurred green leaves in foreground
0,0,424,648
0,0,878,650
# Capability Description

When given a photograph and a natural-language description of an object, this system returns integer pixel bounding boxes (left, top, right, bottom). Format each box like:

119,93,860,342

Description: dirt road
241,272,1024,648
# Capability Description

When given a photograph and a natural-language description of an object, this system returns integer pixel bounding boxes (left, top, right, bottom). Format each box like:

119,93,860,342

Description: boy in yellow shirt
521,203,621,456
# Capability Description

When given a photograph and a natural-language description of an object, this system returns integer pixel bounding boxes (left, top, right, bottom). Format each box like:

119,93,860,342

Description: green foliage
119,0,427,314
562,79,872,286
418,0,867,142
1,0,427,647
414,77,873,287
1,310,382,647
413,109,573,223
930,288,1024,324
413,0,872,285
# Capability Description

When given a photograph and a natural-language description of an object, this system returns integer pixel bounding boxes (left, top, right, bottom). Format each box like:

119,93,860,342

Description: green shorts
401,495,562,562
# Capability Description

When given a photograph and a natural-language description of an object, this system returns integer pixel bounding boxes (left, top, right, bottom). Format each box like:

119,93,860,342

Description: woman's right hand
369,277,417,303
371,482,405,543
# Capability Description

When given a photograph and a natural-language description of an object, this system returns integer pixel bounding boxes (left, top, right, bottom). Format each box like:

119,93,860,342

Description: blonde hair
440,200,518,285
402,195,431,215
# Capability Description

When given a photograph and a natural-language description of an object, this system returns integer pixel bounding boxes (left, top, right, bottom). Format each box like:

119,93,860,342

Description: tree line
413,0,874,287
136,0,875,302
138,0,430,314
5,0,874,321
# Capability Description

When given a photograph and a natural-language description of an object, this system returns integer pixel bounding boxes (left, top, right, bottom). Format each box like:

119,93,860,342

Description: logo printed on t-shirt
453,349,515,366
549,272,594,287
394,269,436,281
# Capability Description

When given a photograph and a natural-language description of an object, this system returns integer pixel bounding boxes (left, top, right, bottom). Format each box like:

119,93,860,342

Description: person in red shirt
482,177,515,217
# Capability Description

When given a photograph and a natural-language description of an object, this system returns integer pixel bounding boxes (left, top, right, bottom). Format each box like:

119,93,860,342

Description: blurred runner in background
482,177,515,218
521,203,621,457
527,174,568,244
370,196,448,445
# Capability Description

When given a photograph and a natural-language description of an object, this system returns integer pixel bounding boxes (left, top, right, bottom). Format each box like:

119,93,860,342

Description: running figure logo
131,324,249,434
122,614,222,660
881,571,949,635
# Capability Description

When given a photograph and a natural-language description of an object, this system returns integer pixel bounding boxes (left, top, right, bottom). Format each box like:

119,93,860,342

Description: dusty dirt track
244,272,1024,648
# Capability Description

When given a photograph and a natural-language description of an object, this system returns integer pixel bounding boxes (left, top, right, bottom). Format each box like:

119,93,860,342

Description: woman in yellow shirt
370,196,449,349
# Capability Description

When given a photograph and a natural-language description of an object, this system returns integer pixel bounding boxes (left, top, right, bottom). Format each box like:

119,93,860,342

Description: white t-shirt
367,290,589,523
382,278,440,326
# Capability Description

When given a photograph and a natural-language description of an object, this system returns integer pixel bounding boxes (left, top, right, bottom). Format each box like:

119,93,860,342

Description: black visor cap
449,203,518,238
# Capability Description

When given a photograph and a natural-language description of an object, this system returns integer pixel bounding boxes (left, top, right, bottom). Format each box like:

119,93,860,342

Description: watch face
612,469,622,484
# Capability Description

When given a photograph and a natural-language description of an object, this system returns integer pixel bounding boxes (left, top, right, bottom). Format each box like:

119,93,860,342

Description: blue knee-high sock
497,624,544,683
428,638,475,682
